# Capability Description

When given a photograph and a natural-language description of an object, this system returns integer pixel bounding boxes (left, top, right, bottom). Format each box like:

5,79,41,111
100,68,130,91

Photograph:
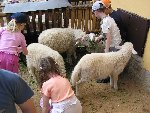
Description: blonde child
92,1,122,52
39,56,82,113
0,12,28,73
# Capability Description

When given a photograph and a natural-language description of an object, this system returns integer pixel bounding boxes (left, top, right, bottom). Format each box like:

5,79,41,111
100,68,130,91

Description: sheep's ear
132,49,137,54
115,46,122,50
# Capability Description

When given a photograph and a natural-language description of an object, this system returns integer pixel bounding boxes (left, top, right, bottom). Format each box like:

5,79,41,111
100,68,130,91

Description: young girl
39,56,82,113
0,12,28,73
92,1,122,52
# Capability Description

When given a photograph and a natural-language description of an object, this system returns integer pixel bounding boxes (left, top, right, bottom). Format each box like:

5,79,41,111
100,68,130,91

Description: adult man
0,69,37,113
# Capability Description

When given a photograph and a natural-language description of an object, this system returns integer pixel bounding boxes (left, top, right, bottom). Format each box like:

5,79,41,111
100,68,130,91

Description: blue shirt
0,69,34,113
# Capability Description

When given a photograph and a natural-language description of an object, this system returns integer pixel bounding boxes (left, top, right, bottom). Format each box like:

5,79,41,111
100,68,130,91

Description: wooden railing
0,3,100,45
0,4,6,27
0,2,100,33
1,3,150,57
69,4,100,33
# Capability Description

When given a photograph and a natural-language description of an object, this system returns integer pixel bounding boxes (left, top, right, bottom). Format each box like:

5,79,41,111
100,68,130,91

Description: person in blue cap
0,12,28,73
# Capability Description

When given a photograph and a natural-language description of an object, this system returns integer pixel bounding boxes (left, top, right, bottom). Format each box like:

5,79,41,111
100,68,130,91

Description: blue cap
11,12,27,23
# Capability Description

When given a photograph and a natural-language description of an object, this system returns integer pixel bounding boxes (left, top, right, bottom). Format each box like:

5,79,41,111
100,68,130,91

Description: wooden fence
1,2,149,57
0,2,100,43
0,4,100,34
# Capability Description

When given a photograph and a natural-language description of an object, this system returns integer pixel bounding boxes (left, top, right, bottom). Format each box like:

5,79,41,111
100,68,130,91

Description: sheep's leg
110,75,114,89
73,51,77,60
66,54,72,65
113,75,119,90
28,66,36,76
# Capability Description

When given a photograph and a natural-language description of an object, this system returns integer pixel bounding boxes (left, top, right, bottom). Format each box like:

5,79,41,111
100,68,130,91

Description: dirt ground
17,55,150,113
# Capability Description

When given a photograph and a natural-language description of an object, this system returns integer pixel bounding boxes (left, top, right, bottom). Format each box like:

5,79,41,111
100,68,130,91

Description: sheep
71,42,133,94
26,43,66,84
76,33,105,53
38,28,86,65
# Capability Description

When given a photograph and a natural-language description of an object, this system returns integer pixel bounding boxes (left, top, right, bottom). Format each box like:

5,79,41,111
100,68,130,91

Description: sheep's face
75,33,105,53
120,42,137,54
73,29,86,39
122,42,133,50
75,33,95,46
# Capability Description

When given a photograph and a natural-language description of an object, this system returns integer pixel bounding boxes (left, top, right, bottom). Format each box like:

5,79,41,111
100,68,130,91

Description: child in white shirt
92,1,122,52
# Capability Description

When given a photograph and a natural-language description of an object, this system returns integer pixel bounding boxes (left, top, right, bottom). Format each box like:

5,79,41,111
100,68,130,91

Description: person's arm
12,75,36,113
17,46,28,55
42,94,51,113
95,35,104,43
22,47,28,55
20,33,28,55
104,31,112,53
18,98,37,113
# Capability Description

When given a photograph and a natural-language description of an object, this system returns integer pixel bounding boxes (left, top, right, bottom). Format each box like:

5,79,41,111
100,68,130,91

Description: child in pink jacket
0,12,28,73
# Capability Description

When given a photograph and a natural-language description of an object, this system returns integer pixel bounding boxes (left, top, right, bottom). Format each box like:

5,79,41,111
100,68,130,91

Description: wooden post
31,12,36,34
77,8,82,29
38,10,43,33
71,7,75,28
25,12,31,34
85,7,89,32
45,10,49,29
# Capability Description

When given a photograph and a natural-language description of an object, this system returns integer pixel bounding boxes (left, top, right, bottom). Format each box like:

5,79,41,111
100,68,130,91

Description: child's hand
95,37,101,43
95,35,103,43
104,48,109,53
17,47,22,53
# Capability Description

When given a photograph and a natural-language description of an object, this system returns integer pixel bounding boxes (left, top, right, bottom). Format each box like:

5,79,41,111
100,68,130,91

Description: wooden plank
54,9,59,28
31,12,36,33
85,7,89,32
77,8,82,29
51,9,55,28
74,8,78,29
82,7,85,31
0,17,5,27
48,9,52,28
62,8,65,28
71,7,75,28
89,8,92,32
0,12,6,17
92,15,96,32
25,12,31,34
58,8,62,28
63,8,69,28
38,10,43,33
45,10,49,29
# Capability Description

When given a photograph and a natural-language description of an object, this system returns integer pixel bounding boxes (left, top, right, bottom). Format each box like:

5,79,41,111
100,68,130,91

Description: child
92,1,122,52
0,12,28,73
100,0,127,44
39,56,82,113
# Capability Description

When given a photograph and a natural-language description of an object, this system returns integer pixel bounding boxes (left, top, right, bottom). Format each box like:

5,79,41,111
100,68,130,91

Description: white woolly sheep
71,42,133,94
38,28,86,64
77,33,105,53
26,43,66,84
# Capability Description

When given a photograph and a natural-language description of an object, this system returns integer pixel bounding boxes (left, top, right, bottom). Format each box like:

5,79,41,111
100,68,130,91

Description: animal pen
0,0,150,56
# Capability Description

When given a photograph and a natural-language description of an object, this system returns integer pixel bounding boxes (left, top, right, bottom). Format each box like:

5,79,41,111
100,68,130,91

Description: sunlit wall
111,0,150,71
